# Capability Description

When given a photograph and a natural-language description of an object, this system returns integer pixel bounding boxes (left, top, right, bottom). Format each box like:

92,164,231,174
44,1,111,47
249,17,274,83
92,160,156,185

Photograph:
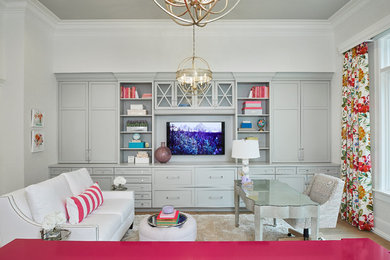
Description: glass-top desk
234,180,319,241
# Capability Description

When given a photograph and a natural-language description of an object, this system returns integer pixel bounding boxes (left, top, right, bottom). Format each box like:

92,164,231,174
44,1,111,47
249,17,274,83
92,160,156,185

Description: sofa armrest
102,190,134,200
0,196,101,247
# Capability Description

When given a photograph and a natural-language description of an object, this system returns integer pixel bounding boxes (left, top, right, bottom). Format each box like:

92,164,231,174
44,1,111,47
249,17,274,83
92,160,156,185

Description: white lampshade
231,139,260,159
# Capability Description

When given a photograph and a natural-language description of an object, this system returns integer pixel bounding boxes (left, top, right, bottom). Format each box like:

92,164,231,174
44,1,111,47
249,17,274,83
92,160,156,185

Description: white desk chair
284,173,345,240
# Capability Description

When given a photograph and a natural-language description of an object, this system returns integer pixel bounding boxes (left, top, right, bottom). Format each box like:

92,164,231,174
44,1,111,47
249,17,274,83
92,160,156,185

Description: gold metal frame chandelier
176,26,212,93
153,0,241,27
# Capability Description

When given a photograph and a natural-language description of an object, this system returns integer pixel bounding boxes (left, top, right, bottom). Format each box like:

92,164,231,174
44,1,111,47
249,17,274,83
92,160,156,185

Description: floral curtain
340,42,373,231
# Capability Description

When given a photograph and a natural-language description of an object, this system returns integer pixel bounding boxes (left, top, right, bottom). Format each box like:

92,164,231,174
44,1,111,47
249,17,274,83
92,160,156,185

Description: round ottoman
139,213,197,241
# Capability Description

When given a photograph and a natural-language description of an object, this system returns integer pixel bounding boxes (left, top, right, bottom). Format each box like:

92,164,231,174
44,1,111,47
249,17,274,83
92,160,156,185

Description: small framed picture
32,130,45,152
31,109,44,127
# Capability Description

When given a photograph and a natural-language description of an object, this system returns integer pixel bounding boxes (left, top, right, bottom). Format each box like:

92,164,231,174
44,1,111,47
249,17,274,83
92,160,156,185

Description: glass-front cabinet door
155,80,234,110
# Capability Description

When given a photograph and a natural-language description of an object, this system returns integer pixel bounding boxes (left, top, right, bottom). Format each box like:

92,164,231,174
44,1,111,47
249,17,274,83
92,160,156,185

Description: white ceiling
37,0,351,20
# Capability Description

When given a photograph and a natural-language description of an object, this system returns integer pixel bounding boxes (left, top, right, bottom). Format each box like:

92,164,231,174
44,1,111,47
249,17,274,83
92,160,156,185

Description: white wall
23,9,57,186
53,21,335,73
0,10,26,195
0,1,56,194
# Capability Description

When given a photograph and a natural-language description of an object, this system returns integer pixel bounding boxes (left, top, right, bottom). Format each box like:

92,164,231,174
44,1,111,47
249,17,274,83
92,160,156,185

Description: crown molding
328,0,371,27
55,19,332,37
25,0,59,30
337,13,390,53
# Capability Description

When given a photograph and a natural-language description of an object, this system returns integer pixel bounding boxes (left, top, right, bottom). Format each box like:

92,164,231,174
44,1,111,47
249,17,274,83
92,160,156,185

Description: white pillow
25,175,73,223
62,168,94,196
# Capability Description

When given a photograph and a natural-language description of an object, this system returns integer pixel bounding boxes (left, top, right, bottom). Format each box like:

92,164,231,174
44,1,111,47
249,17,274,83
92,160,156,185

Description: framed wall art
31,109,44,127
31,130,45,152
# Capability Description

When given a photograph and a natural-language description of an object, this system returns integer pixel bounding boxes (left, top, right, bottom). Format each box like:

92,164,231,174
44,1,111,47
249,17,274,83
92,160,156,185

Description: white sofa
0,168,134,247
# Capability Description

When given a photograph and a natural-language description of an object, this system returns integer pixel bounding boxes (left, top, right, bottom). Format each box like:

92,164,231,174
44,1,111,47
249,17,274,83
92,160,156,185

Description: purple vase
155,142,172,163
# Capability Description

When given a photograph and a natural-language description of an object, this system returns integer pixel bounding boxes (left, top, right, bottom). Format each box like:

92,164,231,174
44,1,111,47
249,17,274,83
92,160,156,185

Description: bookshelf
236,82,271,163
119,82,154,164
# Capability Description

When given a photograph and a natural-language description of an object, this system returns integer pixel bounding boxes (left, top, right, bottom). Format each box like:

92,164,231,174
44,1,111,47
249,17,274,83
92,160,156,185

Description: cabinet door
59,82,88,163
276,175,306,193
155,81,174,109
301,81,330,162
89,82,118,163
272,82,300,162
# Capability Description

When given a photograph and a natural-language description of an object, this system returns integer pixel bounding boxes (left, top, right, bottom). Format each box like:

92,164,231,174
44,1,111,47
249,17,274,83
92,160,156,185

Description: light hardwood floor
321,219,390,250
136,211,390,249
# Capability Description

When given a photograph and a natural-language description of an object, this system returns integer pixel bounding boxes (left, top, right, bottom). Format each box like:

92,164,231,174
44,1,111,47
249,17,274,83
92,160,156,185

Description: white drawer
195,168,235,187
125,175,152,184
153,190,193,207
135,200,152,208
115,168,152,175
154,169,192,186
297,167,317,175
72,168,92,174
251,167,275,175
135,192,152,200
275,167,296,175
125,183,151,192
92,168,114,175
195,190,234,207
50,168,72,175
317,167,339,175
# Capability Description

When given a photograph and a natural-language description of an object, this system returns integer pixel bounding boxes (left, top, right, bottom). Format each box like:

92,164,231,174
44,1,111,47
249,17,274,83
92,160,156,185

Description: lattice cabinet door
196,82,214,108
215,81,234,108
155,81,174,109
176,82,195,108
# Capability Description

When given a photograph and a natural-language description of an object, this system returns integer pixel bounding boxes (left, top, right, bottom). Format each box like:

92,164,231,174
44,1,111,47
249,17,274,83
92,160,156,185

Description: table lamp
232,139,260,184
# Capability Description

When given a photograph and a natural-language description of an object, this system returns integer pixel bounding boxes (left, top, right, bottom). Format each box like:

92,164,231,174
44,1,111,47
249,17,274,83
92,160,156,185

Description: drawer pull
209,176,224,179
166,196,180,200
209,196,223,200
166,176,180,180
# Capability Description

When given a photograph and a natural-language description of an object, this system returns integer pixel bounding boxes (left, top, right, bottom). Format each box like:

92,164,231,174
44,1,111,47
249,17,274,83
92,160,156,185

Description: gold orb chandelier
153,0,241,27
176,26,212,93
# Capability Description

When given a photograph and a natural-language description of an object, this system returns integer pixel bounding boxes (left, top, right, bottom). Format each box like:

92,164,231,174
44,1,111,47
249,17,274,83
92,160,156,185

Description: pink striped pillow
66,183,104,224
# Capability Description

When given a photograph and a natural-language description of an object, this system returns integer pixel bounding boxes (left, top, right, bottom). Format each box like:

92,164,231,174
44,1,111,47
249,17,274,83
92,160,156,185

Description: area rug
122,213,299,241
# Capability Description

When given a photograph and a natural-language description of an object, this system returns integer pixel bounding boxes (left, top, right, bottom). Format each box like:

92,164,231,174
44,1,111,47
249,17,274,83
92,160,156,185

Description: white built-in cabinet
59,81,118,163
271,80,330,162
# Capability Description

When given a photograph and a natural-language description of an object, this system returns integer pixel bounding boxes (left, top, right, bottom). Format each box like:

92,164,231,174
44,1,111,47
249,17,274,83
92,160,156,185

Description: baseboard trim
373,229,390,242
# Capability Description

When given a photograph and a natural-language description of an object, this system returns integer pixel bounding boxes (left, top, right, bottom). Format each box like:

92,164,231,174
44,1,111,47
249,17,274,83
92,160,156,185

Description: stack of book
248,86,269,98
127,104,147,115
242,101,263,115
121,86,139,99
156,210,180,226
238,121,256,132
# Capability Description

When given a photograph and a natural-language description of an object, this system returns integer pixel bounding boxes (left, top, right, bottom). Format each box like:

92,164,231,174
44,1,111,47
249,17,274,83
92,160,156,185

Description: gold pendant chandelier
176,26,212,93
153,0,241,27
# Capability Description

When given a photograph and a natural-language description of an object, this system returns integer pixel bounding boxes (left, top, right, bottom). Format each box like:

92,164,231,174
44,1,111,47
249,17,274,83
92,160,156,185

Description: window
378,34,390,192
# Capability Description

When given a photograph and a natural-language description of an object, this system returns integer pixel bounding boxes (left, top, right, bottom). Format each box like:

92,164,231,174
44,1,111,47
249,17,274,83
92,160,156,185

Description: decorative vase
155,142,172,163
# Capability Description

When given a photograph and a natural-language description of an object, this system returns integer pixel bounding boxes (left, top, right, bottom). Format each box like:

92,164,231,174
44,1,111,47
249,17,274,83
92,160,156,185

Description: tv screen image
167,122,225,155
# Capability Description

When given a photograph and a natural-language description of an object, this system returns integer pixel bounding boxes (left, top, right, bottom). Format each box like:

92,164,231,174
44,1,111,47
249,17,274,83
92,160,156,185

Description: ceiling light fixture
176,26,212,93
153,0,241,27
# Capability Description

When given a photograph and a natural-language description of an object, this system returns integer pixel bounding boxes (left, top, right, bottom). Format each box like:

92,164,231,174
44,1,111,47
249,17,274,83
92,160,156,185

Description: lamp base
241,175,253,188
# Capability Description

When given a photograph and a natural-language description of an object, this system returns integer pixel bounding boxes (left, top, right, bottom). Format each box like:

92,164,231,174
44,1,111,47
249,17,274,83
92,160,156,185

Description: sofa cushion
75,213,122,241
62,168,94,196
25,175,73,223
66,183,104,224
94,198,134,222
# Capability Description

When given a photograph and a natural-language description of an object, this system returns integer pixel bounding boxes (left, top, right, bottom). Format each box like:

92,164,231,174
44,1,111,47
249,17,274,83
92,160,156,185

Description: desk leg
254,206,263,241
311,206,320,240
234,185,240,227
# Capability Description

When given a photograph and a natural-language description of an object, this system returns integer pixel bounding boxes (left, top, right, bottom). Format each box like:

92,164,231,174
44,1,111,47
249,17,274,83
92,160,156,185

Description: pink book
157,210,179,220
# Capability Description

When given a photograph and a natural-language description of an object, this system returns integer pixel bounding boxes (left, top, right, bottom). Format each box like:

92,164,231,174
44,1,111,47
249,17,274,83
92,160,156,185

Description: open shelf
237,114,270,117
120,148,153,151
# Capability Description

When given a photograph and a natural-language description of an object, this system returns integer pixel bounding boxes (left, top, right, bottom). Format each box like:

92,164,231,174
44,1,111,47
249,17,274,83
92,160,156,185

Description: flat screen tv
166,122,225,155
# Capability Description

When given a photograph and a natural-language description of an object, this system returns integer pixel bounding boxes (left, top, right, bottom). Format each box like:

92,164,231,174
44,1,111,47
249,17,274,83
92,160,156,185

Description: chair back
306,174,345,228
